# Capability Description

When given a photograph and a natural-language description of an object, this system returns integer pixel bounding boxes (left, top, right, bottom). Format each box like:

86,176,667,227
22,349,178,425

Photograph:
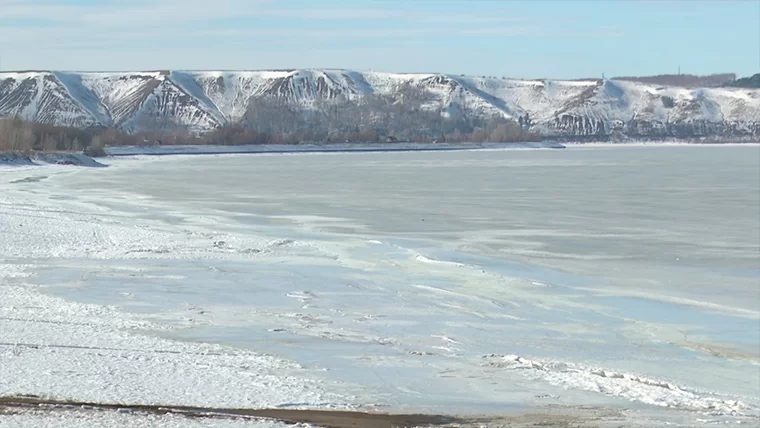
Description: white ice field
1,145,758,427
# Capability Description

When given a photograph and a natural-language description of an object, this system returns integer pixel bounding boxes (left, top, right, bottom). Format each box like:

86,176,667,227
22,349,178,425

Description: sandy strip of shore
0,395,634,428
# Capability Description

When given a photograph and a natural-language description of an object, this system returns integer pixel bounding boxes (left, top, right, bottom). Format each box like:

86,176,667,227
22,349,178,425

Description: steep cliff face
1,69,758,140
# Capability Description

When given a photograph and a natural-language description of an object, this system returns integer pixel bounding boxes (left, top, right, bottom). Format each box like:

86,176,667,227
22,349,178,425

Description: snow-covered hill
1,69,758,139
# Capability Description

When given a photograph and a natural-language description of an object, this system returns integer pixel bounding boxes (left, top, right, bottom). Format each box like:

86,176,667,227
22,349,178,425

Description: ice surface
1,146,759,426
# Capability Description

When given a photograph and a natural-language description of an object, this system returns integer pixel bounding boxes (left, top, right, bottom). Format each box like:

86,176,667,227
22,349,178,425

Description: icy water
8,145,760,423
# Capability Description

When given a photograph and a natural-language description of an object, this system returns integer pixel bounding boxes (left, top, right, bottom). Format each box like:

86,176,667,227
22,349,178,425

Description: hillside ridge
1,69,758,140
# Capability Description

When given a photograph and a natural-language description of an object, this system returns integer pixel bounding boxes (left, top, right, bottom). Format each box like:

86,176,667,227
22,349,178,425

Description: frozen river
1,145,758,426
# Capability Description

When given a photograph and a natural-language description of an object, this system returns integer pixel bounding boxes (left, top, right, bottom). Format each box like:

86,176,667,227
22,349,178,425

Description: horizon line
0,68,746,81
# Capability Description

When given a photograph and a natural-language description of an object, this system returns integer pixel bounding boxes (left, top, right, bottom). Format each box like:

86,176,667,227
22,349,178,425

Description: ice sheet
1,146,758,426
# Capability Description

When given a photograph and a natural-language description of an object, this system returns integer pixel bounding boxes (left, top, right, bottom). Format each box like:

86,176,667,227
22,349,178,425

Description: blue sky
0,0,757,78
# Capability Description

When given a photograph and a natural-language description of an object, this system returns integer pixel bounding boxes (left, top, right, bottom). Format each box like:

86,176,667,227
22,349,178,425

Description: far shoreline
103,140,760,158
3,141,758,168
104,141,566,157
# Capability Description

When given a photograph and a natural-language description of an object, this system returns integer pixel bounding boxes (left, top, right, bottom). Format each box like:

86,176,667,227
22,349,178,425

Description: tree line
0,117,103,154
220,82,541,144
614,73,737,88
727,73,760,88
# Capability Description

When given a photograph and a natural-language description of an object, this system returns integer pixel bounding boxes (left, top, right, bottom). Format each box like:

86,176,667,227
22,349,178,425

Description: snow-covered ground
1,146,758,427
0,410,314,428
0,153,105,167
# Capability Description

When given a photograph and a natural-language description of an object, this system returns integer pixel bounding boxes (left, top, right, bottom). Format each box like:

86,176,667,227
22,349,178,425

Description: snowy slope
76,72,163,126
1,70,759,139
0,72,101,128
548,80,760,137
118,75,223,133
74,72,224,132
173,71,289,123
453,77,600,123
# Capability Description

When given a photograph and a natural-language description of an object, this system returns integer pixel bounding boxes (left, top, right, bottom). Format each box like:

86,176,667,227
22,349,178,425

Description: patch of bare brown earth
0,395,629,427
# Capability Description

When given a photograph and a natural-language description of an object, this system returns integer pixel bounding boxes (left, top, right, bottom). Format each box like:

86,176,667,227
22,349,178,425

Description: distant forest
613,73,737,87
228,83,540,144
0,118,109,155
611,72,760,89
727,74,760,88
